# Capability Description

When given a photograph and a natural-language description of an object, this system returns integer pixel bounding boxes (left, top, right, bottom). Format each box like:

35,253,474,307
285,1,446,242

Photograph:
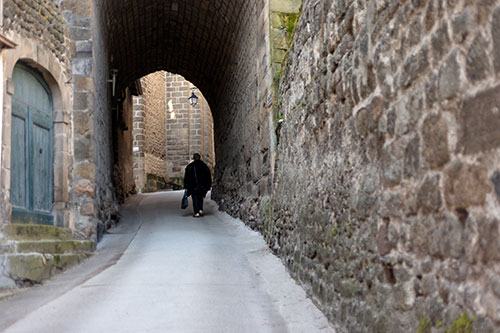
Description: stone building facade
133,71,167,192
0,0,75,232
164,72,214,184
133,71,214,192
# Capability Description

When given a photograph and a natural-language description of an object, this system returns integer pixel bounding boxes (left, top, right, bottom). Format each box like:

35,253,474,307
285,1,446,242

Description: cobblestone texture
272,0,500,331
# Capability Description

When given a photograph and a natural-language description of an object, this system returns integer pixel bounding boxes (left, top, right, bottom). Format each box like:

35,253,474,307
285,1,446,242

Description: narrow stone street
0,191,333,332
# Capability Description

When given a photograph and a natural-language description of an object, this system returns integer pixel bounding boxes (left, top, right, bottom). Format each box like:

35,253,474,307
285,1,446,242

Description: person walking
183,153,212,217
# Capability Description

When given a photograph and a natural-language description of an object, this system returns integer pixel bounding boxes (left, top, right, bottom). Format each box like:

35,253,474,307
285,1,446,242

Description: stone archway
88,0,275,229
130,71,216,193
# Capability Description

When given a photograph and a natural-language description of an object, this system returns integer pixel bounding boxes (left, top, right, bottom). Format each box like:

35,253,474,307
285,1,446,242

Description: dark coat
184,160,212,197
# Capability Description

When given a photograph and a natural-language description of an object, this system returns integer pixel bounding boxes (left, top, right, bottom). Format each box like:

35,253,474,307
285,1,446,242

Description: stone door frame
1,37,72,229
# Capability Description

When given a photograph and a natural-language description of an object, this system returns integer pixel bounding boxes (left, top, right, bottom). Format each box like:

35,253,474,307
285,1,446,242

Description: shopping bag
181,190,189,209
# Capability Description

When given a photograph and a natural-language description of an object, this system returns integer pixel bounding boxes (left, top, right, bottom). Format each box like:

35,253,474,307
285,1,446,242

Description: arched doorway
10,63,54,225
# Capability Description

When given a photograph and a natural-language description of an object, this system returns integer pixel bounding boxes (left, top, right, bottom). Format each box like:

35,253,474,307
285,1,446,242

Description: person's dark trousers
192,194,204,214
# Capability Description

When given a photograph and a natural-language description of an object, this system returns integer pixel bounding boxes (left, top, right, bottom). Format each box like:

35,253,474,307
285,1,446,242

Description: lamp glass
189,92,199,106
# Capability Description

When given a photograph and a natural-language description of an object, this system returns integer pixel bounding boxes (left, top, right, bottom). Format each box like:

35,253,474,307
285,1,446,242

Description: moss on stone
417,316,432,333
445,311,475,333
5,224,72,241
329,225,338,239
279,12,299,40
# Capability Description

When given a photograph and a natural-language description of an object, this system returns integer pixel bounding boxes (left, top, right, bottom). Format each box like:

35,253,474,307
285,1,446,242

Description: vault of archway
100,0,249,106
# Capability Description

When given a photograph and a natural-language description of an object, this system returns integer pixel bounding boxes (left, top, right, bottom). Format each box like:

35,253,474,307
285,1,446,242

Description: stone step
0,241,14,255
4,224,73,241
1,253,91,284
12,240,95,254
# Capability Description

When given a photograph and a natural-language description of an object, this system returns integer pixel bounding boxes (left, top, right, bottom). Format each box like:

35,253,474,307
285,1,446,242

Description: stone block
452,8,474,43
438,51,460,101
272,48,287,63
271,28,288,50
492,7,500,73
270,0,301,14
460,84,500,155
437,214,465,259
5,224,73,241
431,23,450,64
381,142,403,187
444,161,490,209
466,33,491,82
62,0,93,16
6,254,53,282
75,40,92,53
478,217,500,262
75,181,96,198
15,240,95,254
74,76,94,92
74,135,93,160
404,135,420,178
376,224,390,256
73,91,90,110
74,110,92,135
69,26,91,40
270,13,283,28
75,162,96,180
72,58,92,76
417,174,442,214
80,202,95,217
422,114,449,169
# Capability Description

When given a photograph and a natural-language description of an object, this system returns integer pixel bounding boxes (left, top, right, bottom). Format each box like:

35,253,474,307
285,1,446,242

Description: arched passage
90,0,275,230
100,0,253,109
126,71,215,194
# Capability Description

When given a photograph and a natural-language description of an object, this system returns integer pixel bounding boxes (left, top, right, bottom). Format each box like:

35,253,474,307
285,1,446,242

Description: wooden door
10,64,54,225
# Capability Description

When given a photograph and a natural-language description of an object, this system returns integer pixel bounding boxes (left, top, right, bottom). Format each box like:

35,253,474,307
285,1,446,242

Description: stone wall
165,72,214,182
212,0,275,228
0,0,74,230
141,71,167,179
114,88,135,203
61,0,97,239
3,0,67,63
269,0,500,331
132,95,145,191
132,71,215,191
95,0,277,227
92,1,118,239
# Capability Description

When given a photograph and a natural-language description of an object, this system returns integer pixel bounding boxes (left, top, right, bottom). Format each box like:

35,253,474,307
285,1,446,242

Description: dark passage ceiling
100,0,250,104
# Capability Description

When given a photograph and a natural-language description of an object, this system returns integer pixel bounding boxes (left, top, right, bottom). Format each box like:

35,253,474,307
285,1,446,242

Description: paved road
2,191,334,332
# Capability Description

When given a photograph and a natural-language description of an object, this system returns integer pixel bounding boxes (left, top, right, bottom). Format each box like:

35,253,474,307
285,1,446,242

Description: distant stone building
133,72,214,192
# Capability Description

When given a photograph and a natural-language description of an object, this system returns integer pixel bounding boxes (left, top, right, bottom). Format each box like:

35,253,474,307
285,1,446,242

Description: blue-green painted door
11,64,54,225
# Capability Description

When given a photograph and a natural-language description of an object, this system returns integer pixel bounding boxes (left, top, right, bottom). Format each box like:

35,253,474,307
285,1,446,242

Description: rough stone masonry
2,0,500,331
264,0,500,331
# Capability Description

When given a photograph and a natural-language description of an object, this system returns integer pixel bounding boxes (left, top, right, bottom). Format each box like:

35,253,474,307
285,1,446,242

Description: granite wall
269,0,500,331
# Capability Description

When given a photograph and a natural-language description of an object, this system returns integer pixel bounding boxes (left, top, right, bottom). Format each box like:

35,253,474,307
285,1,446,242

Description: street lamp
189,92,199,107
